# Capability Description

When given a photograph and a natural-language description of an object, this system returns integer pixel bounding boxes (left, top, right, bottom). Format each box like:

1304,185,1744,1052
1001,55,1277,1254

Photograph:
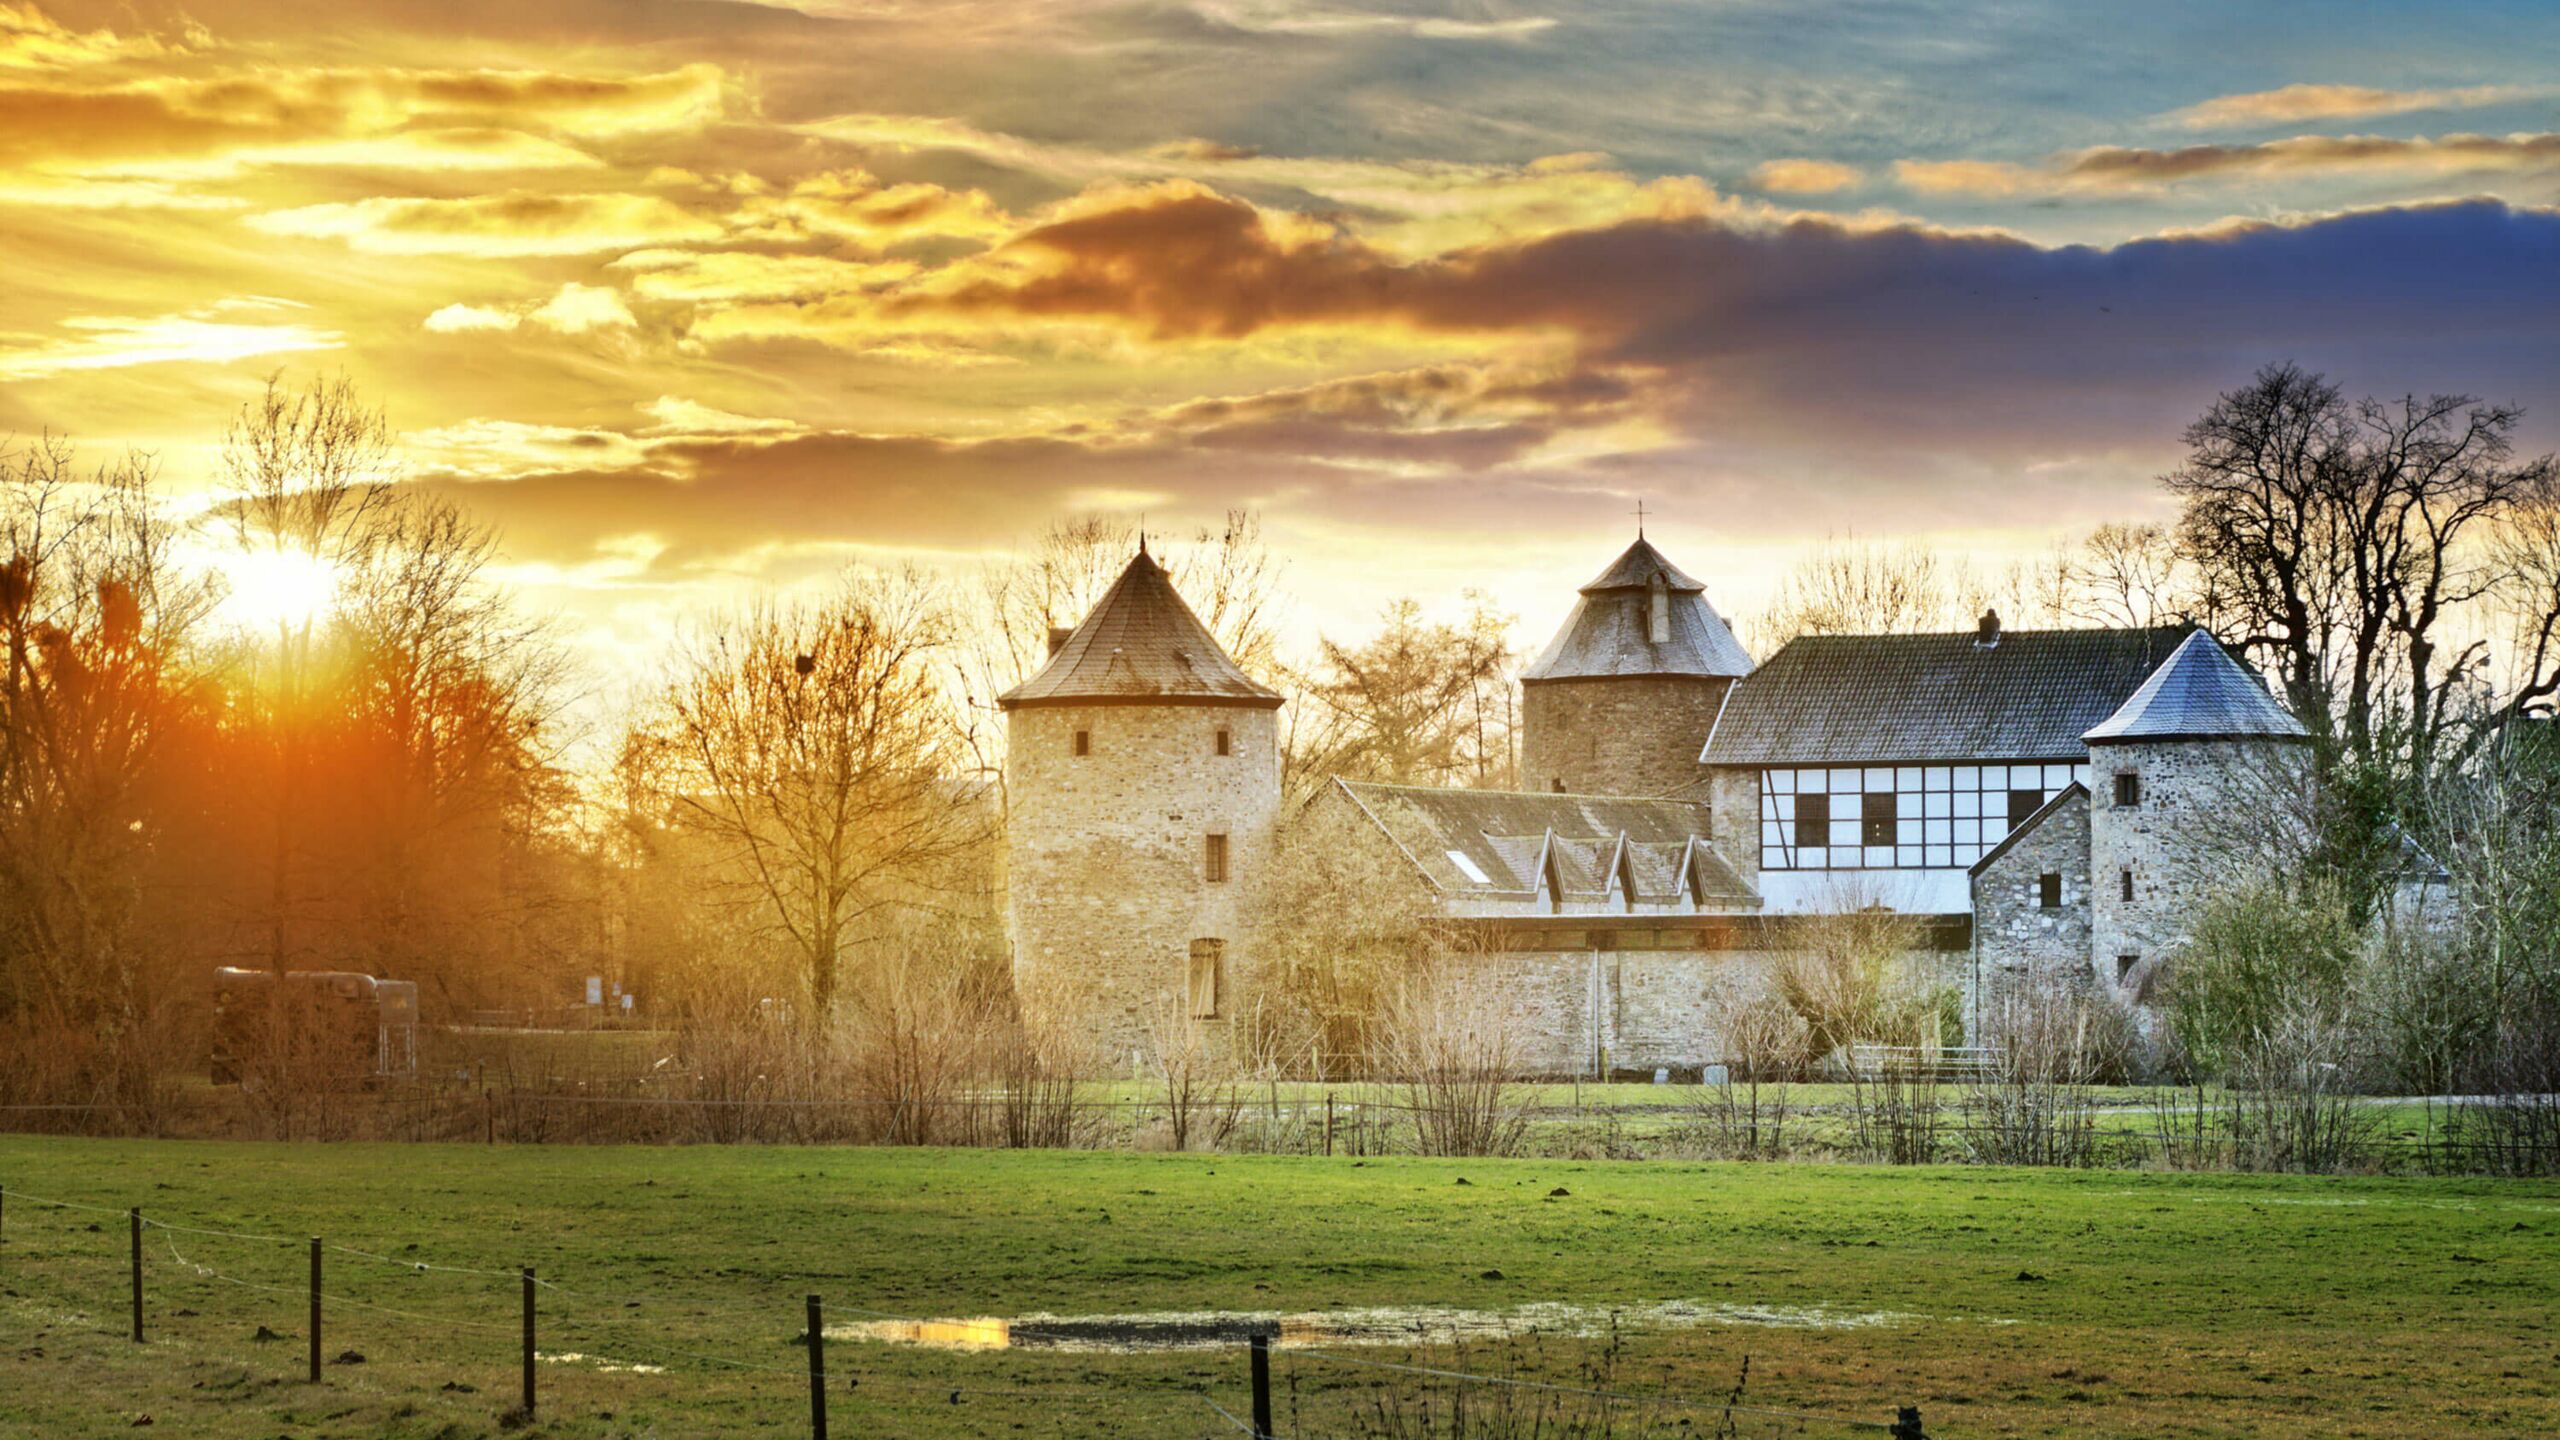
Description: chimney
1046,626,1074,657
1976,609,2002,649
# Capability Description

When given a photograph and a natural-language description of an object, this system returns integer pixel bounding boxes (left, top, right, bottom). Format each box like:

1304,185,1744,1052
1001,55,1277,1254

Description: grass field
1,1139,2553,1439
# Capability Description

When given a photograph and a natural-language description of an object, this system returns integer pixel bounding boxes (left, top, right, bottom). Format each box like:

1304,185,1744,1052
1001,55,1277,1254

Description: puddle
537,1350,666,1374
832,1300,1911,1353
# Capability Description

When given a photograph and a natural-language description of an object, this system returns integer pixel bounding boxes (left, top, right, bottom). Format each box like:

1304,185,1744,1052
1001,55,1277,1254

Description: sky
4,0,2559,715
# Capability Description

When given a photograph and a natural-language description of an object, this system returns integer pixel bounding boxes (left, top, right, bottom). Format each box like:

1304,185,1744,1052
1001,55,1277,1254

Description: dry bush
1772,904,1939,1071
839,938,1001,1146
1688,984,1806,1160
994,971,1091,1149
1246,796,1440,1077
1147,1003,1242,1152
1962,978,2119,1167
1381,959,1533,1159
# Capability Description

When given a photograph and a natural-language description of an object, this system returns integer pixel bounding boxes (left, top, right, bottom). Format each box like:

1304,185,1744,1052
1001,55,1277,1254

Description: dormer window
1647,574,1670,644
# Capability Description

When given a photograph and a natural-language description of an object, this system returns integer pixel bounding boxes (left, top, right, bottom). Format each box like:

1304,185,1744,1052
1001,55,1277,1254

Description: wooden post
806,1293,827,1440
308,1237,322,1383
1323,1092,1334,1157
484,1087,495,1145
520,1267,536,1417
128,1208,143,1343
1249,1331,1273,1439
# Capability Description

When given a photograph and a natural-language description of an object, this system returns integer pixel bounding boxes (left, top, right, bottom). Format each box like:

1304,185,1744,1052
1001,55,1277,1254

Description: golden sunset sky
5,0,2557,713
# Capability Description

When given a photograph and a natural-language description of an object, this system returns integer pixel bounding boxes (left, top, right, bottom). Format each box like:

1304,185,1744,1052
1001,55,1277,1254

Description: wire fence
0,1181,1925,1439
2,1079,2552,1175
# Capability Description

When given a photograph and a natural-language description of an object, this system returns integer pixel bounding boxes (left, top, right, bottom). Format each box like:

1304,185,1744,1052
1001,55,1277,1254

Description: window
1794,792,1831,849
2114,771,2141,807
1204,833,1229,883
1860,792,1895,846
2121,868,2135,902
1550,777,1566,793
2116,954,2139,985
1072,729,1091,757
1188,939,1224,1018
1445,849,1491,884
2006,787,2044,832
1214,727,1232,757
2038,872,2062,909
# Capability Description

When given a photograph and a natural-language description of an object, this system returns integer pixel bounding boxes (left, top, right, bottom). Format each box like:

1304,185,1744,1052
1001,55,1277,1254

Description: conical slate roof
996,545,1282,709
2083,629,2306,743
1522,538,1753,683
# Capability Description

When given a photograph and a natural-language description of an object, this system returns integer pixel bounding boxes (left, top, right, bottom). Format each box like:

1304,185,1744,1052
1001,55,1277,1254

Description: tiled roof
1522,539,1754,682
1332,779,1757,905
997,546,1282,709
2083,629,2308,744
1702,625,2192,767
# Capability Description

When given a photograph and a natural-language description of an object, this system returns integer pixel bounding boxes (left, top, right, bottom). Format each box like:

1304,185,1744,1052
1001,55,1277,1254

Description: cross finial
1633,499,1649,538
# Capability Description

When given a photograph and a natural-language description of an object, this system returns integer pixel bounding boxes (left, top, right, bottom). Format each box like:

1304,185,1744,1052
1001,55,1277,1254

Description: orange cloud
1751,158,1862,194
251,191,723,255
2164,82,2532,130
1897,132,2560,195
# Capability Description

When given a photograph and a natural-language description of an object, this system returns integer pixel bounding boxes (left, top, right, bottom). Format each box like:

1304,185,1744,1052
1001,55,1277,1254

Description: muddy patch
832,1300,1912,1353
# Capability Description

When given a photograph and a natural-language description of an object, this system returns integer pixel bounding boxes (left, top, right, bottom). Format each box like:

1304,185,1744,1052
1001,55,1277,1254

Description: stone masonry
2086,737,2308,997
1520,674,1732,798
1970,786,2093,992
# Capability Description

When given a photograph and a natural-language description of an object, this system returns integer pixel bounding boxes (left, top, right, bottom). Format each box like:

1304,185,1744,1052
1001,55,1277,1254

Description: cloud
528,282,637,333
1751,158,1863,195
639,396,805,434
0,2,173,69
0,61,722,183
726,168,1012,249
609,249,920,303
1187,1,1557,40
1897,132,2560,195
250,191,723,255
0,302,338,378
423,302,521,333
2165,82,2534,130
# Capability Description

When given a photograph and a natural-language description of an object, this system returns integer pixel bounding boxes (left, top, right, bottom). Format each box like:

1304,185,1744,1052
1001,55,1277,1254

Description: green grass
1,1139,2552,1439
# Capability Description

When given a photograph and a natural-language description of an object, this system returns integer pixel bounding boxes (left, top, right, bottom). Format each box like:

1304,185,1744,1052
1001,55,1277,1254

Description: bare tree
2053,521,2189,630
1292,594,1515,793
2168,362,2555,783
647,570,980,1019
1748,539,2007,651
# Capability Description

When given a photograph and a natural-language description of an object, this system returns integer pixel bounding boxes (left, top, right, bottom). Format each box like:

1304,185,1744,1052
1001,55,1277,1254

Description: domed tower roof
2083,628,2306,744
997,544,1282,710
1521,537,1753,683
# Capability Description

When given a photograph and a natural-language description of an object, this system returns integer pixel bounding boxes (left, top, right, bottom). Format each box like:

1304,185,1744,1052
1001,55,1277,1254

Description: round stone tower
1519,535,1753,798
2083,628,2311,996
997,543,1283,1070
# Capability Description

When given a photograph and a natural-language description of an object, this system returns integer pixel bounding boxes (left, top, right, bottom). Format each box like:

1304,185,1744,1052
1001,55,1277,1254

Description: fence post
1324,1093,1334,1156
806,1293,827,1440
129,1208,143,1342
309,1235,325,1383
484,1087,495,1145
1249,1331,1273,1439
520,1267,536,1417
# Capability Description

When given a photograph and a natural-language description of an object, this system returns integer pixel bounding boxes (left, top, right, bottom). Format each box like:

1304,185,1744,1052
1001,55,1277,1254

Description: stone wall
1519,675,1728,799
1702,765,1762,893
1971,787,2092,992
1004,703,1280,1068
2087,738,2310,996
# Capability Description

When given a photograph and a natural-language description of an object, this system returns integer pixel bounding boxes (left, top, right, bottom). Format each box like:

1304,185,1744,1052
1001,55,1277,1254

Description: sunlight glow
217,548,345,632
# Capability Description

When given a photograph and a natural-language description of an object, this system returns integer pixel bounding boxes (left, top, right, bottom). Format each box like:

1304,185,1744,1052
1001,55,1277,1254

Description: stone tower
997,543,1283,1068
2082,628,2310,995
1519,536,1753,798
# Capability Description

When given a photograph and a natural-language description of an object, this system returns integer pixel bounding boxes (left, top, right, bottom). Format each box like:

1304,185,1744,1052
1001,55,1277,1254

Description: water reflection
833,1301,1909,1353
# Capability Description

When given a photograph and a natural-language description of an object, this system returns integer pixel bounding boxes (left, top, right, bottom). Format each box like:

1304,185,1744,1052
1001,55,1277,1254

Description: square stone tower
997,543,1283,1069
1519,536,1753,799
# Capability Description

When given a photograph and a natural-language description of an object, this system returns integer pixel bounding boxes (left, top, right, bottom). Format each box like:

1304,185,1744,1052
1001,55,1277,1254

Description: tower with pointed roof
1519,535,1753,800
2083,628,2310,994
998,543,1283,1066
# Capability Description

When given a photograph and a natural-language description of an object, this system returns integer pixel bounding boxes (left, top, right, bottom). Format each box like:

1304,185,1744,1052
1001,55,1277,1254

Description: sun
216,547,345,632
